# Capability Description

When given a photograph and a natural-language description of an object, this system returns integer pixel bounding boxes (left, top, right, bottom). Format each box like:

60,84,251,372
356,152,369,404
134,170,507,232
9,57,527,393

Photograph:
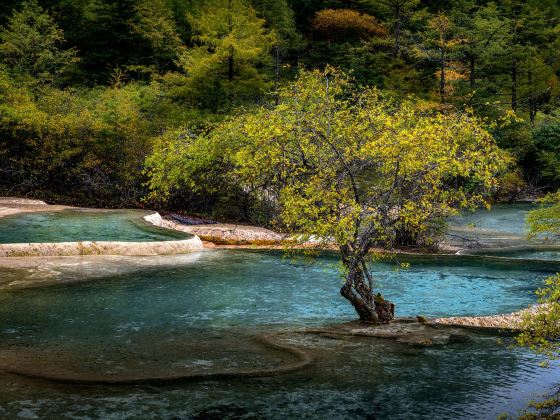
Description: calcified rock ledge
1,320,474,386
430,306,546,331
149,213,286,244
0,197,69,218
0,237,203,257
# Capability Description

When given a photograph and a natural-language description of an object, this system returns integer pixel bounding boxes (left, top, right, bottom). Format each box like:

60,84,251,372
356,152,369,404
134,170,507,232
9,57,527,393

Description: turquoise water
0,250,557,418
448,203,534,236
446,203,546,247
468,248,560,261
0,209,189,243
0,203,559,418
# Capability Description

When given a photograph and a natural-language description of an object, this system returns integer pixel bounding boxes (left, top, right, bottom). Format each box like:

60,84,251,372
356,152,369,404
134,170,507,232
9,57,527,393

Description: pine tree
131,0,184,73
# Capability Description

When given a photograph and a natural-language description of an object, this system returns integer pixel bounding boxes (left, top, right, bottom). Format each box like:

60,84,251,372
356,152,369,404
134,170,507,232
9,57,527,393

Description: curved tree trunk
339,257,395,324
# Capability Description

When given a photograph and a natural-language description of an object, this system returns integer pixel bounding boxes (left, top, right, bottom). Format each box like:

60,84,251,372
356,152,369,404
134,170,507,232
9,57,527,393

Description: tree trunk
394,4,401,57
439,49,446,103
275,43,280,105
227,0,234,83
469,54,475,88
228,47,234,82
339,254,395,324
374,293,395,322
528,69,536,127
511,60,517,111
340,282,377,322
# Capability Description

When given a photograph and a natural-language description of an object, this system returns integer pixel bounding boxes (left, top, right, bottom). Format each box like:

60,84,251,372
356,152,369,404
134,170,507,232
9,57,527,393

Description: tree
251,0,304,95
179,0,274,107
0,0,78,83
365,0,420,57
312,9,386,43
145,68,509,322
519,54,559,127
55,0,145,84
494,0,557,115
532,123,560,189
131,0,184,73
451,1,508,91
415,12,465,104
517,192,560,418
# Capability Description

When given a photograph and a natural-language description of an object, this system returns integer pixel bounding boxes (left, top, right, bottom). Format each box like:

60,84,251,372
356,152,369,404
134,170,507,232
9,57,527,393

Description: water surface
0,250,556,419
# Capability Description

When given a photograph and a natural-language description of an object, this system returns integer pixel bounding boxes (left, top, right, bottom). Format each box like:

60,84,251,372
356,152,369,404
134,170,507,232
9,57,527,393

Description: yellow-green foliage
0,67,183,205
518,274,560,363
146,68,510,248
0,0,78,83
517,193,560,417
528,192,560,239
175,0,274,106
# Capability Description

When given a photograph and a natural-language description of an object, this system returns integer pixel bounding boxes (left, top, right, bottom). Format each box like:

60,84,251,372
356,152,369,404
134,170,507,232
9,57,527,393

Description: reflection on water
0,209,189,244
0,250,558,418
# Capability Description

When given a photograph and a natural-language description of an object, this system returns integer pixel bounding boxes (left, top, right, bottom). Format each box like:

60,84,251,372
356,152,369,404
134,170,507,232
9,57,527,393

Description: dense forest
1,0,560,221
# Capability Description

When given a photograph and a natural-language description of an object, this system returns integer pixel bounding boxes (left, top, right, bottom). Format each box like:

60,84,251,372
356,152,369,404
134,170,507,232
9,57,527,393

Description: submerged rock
312,319,470,347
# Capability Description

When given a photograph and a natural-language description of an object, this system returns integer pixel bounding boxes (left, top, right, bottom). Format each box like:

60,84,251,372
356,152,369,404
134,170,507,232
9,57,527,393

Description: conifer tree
0,0,78,83
180,0,274,106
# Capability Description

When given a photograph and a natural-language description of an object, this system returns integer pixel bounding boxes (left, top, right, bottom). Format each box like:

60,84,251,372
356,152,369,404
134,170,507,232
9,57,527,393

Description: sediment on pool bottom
0,321,495,385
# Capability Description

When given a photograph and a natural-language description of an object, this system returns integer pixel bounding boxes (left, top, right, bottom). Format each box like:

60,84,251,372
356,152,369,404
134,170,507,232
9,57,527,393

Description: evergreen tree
0,0,78,83
415,11,464,104
251,0,304,93
131,0,184,74
179,0,274,108
364,0,420,57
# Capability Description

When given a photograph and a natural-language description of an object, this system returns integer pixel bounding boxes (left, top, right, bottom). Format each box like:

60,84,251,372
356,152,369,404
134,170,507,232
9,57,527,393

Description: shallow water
473,248,560,261
0,209,189,243
0,250,557,418
446,203,550,248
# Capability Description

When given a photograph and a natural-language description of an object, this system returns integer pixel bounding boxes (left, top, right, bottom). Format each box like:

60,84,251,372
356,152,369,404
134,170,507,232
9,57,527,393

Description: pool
446,203,554,248
0,209,189,244
0,250,557,418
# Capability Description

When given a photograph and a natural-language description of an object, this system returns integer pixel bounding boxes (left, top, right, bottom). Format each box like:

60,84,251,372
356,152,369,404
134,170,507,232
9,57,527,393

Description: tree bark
339,250,395,324
511,60,517,111
439,48,446,103
340,281,378,322
528,69,536,127
228,0,234,83
394,3,401,57
228,47,234,82
275,43,280,105
469,54,475,88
